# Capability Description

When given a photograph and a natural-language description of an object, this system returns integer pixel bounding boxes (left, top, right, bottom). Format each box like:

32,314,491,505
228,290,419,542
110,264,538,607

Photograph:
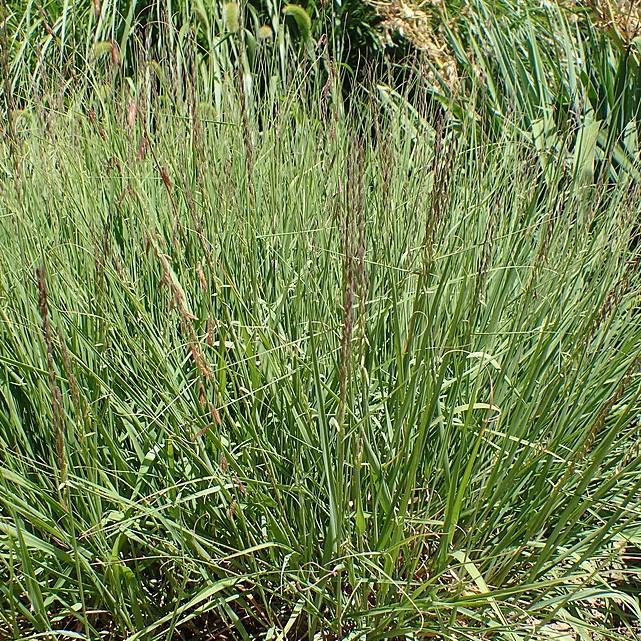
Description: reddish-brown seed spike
126,101,137,129
87,109,106,140
92,0,101,18
136,136,148,161
207,318,215,346
110,40,121,66
209,403,222,425
198,382,207,407
160,166,172,192
196,262,208,291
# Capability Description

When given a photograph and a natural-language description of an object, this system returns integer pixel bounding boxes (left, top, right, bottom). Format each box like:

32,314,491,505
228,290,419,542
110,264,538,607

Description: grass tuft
0,72,640,639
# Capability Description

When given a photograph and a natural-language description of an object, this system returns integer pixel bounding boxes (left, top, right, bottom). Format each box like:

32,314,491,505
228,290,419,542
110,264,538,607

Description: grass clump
0,78,640,640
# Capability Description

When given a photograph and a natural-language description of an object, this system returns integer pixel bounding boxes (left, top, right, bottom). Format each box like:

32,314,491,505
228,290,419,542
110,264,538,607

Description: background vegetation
1,1,640,640
3,1,641,170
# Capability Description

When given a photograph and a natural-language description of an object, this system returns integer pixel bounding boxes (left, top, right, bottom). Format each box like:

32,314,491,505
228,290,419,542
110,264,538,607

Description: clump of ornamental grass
0,76,640,641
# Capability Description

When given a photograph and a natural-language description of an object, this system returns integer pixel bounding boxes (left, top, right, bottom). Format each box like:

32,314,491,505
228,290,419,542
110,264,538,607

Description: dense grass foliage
0,80,640,639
